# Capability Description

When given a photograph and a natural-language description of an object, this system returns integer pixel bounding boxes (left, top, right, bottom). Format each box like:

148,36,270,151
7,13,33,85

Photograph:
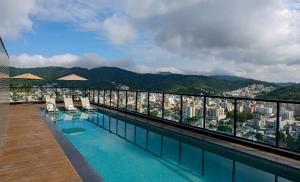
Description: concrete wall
0,38,9,150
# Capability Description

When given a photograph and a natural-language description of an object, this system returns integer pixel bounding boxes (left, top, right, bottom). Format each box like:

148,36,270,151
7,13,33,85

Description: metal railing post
135,91,138,112
92,89,95,103
234,99,237,136
147,92,150,116
110,90,112,107
40,86,43,102
180,95,183,124
98,89,100,103
55,87,58,100
125,90,128,111
276,101,280,147
203,96,207,129
117,90,119,108
103,89,106,105
162,93,165,119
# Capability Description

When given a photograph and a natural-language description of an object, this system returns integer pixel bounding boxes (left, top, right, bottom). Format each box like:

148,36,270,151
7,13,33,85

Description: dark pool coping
98,107,300,170
40,109,103,182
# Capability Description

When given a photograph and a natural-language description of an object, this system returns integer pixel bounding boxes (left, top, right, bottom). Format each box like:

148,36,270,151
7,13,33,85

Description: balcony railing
9,87,300,155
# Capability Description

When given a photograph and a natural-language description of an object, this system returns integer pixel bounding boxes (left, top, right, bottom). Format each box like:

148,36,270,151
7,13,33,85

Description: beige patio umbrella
57,74,87,100
0,72,9,79
57,74,87,81
11,73,43,80
11,73,44,102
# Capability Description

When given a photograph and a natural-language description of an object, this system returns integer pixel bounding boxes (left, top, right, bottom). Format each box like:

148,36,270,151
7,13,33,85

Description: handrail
9,86,300,104
45,102,57,123
9,86,300,155
87,88,300,155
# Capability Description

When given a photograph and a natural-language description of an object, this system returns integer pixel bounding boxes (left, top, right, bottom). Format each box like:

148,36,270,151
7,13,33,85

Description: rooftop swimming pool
47,109,300,182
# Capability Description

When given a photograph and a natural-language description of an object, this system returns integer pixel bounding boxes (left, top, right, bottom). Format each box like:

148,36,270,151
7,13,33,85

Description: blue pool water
50,110,299,182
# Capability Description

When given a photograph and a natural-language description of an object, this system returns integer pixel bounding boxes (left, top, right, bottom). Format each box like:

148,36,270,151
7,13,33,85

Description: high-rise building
183,106,196,118
280,109,294,121
207,107,226,120
256,106,273,116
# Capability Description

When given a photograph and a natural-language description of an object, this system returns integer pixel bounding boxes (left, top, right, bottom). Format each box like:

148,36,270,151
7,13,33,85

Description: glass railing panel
11,86,300,153
127,91,136,111
88,89,92,101
104,90,111,106
73,88,84,101
236,100,277,145
10,87,42,102
99,90,104,104
93,90,99,103
41,87,56,101
57,88,71,101
9,87,27,102
111,91,118,108
83,88,88,98
137,92,148,115
279,103,300,152
163,94,180,122
28,87,42,102
182,95,204,128
118,91,126,109
149,93,163,118
206,98,234,135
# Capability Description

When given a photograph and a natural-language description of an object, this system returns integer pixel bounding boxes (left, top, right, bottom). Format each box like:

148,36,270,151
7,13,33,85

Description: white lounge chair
45,96,59,112
80,97,96,111
64,97,78,112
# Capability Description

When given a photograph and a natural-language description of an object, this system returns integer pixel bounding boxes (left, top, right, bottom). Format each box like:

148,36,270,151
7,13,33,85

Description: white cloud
9,52,184,75
10,53,134,69
0,0,37,39
123,0,300,82
126,0,202,18
10,53,79,68
2,0,300,82
35,0,108,22
103,15,137,44
9,50,300,82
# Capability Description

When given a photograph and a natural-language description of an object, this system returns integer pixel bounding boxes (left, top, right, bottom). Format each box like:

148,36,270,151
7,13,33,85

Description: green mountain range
9,66,275,95
258,84,300,101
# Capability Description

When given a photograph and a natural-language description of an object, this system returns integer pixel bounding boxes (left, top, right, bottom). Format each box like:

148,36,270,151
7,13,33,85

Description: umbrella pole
26,80,29,103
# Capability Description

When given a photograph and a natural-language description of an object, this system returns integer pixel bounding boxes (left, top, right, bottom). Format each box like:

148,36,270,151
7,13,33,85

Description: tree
278,131,286,142
184,116,200,125
255,133,263,141
227,111,253,123
217,124,232,133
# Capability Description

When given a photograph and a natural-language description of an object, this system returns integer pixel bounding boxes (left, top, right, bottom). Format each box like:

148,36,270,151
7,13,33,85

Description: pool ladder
45,102,57,123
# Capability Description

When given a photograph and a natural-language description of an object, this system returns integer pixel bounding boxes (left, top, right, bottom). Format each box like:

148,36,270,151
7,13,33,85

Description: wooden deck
0,104,82,181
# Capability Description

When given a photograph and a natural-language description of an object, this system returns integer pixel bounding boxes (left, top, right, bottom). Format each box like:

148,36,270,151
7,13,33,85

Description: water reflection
55,110,298,182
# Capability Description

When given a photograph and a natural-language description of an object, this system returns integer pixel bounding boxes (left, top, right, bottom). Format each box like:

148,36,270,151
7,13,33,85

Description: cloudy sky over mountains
1,0,300,82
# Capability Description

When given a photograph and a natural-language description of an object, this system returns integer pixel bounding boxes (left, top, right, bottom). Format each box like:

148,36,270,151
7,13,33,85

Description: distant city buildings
9,86,300,151
224,84,276,98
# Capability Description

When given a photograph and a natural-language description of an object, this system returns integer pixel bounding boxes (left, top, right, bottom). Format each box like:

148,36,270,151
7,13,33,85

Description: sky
1,0,300,82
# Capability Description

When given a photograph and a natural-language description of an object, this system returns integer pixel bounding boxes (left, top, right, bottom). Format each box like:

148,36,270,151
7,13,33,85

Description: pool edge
97,106,300,171
40,109,103,182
